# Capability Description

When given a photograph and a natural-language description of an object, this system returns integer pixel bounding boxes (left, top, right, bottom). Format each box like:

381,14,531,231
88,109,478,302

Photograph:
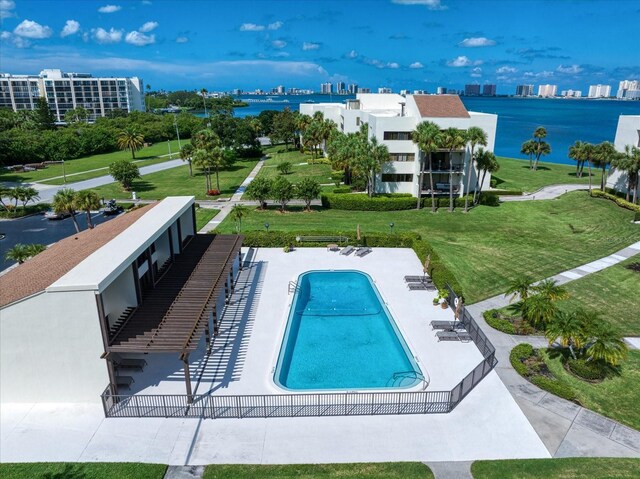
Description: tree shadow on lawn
126,179,154,193
519,165,552,171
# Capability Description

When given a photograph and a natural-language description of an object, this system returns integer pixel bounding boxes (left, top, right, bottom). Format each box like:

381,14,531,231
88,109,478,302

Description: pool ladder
288,281,300,295
391,370,430,390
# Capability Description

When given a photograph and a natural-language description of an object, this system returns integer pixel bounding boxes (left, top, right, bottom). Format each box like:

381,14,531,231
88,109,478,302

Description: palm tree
611,145,640,203
74,190,101,229
25,243,46,258
365,136,390,197
0,185,12,212
473,149,499,204
464,127,488,212
545,310,584,359
533,278,569,301
505,275,534,303
180,143,195,177
5,243,31,264
200,88,208,116
412,121,442,211
532,126,550,171
568,141,586,178
117,127,145,159
519,294,557,330
582,142,595,195
230,204,249,233
593,141,616,190
586,325,628,366
52,188,80,233
15,186,39,209
440,127,467,212
521,140,536,170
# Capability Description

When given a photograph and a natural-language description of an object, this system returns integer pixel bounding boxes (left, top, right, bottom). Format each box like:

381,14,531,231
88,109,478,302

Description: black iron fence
101,285,497,419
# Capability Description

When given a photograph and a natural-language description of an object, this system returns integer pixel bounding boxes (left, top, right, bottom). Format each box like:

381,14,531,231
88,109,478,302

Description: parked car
44,210,72,220
101,199,124,216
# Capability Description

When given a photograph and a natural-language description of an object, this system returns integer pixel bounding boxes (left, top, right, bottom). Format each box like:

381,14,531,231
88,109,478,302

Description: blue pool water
274,270,421,390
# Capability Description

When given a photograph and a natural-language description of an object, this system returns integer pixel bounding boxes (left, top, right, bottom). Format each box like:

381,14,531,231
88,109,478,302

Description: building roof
0,204,156,308
412,95,470,118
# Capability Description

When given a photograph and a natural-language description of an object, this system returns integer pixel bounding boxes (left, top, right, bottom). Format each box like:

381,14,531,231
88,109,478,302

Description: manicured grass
195,207,219,231
492,157,602,192
91,159,259,201
204,463,434,479
217,191,639,303
543,349,640,430
471,458,640,479
0,462,167,479
0,140,182,184
259,146,333,185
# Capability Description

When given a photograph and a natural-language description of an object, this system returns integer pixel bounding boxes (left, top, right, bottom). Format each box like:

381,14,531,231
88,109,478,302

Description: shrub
591,189,640,213
277,161,293,175
490,177,498,188
478,193,500,207
331,170,344,187
530,376,577,402
109,159,140,190
510,343,534,376
206,189,220,196
332,186,351,194
482,189,523,197
321,193,417,211
635,211,640,222
484,309,516,334
245,177,272,208
566,358,610,381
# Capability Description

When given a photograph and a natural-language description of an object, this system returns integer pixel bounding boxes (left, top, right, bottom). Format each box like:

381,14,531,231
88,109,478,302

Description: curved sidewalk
500,183,588,201
466,240,640,457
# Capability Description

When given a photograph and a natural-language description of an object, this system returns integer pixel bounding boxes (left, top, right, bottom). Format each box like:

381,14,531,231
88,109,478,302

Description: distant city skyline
1,0,639,93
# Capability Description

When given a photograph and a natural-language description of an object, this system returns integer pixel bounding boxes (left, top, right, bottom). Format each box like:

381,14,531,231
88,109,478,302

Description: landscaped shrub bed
483,189,524,196
483,308,540,335
321,193,417,211
566,358,611,382
592,189,640,213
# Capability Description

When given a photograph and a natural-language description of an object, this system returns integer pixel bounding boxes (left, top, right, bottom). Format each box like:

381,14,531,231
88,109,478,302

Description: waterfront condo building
537,84,557,97
617,80,640,100
588,84,612,98
300,93,497,199
482,84,497,96
515,84,534,97
320,82,333,94
464,84,481,96
0,69,144,123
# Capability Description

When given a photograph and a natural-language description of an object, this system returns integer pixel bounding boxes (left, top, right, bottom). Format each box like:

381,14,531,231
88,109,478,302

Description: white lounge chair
340,245,355,256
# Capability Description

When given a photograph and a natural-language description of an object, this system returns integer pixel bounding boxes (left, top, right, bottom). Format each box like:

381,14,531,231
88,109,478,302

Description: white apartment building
0,69,145,122
617,80,640,100
588,84,611,98
300,93,497,198
537,84,557,97
606,115,640,197
561,90,582,98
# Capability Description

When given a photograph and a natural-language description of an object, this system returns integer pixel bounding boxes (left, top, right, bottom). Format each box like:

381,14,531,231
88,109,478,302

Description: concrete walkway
466,240,640,458
500,183,588,201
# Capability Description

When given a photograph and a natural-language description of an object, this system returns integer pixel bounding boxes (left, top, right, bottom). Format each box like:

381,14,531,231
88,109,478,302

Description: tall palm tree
365,136,390,197
545,310,583,359
586,325,628,366
0,185,12,212
568,140,586,178
505,275,534,303
440,127,467,212
582,142,595,195
52,188,80,233
464,127,488,212
532,126,550,171
521,140,536,170
15,186,39,209
74,190,101,229
533,278,569,301
593,141,616,190
473,149,499,205
117,127,144,159
180,143,195,177
200,88,208,116
230,204,249,233
412,121,442,211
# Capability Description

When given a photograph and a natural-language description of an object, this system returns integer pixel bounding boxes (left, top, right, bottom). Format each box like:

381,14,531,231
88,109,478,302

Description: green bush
332,186,351,194
478,193,501,207
635,211,640,222
510,343,534,376
530,376,577,402
566,358,610,381
321,193,418,211
482,189,523,196
592,189,640,213
484,309,516,334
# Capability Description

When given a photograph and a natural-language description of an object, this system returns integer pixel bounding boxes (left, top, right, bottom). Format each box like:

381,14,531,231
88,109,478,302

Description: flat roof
48,196,194,294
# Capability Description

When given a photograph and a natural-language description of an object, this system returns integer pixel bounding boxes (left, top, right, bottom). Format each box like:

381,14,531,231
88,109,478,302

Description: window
389,153,415,162
381,174,413,182
383,131,413,141
356,117,361,126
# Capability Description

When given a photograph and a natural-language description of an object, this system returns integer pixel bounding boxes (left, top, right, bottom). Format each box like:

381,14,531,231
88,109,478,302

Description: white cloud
98,4,121,13
387,62,400,69
302,42,320,50
272,40,287,49
92,27,123,44
176,36,188,43
556,64,583,74
470,67,482,77
347,50,358,59
1,31,31,48
274,51,290,57
0,0,16,19
240,23,264,31
14,20,53,39
0,30,11,40
459,37,496,47
409,61,424,69
139,21,158,33
496,66,517,74
125,30,155,46
61,20,80,38
268,21,283,30
364,58,400,69
391,0,447,10
447,55,472,67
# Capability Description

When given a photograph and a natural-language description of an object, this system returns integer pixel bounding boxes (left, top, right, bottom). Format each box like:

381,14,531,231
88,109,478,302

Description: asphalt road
0,212,119,271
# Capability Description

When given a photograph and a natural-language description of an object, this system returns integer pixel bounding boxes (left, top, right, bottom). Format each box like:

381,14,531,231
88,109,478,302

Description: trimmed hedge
592,189,640,213
510,343,534,376
530,376,577,402
321,193,418,211
482,189,524,196
484,309,516,334
566,358,609,381
332,186,351,194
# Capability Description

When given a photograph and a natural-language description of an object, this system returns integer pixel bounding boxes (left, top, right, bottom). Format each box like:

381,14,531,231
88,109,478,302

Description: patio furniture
327,243,340,252
340,245,355,256
404,275,432,283
436,331,459,341
354,247,372,257
430,320,464,331
408,282,436,291
457,331,472,342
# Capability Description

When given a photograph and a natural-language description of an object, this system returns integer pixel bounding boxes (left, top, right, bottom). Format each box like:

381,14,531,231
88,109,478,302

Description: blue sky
1,0,639,93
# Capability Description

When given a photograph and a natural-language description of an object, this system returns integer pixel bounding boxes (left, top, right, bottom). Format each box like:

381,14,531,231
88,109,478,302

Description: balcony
424,163,464,174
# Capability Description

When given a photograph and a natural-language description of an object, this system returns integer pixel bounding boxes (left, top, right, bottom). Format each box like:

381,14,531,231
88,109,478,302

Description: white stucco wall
607,115,640,194
0,291,107,403
101,265,137,329
179,207,195,242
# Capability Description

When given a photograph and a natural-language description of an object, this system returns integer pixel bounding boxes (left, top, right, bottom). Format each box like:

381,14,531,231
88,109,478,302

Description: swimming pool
274,270,422,391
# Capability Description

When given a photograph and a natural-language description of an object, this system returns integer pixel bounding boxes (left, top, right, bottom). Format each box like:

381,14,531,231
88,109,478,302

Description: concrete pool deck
0,248,550,464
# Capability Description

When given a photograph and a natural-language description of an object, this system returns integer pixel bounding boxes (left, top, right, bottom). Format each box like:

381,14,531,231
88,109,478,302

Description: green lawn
0,140,182,184
91,158,259,201
259,146,333,185
492,157,603,192
471,458,640,479
204,463,434,479
195,207,219,231
218,191,640,303
0,462,167,479
543,349,640,430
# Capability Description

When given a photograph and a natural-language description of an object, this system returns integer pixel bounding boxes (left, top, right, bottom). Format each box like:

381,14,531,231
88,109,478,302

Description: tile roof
413,95,470,118
0,204,156,308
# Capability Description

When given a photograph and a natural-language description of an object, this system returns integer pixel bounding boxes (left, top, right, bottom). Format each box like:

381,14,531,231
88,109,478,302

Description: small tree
109,160,141,191
296,177,321,211
245,177,272,209
277,161,293,175
52,188,80,233
74,190,102,229
180,143,195,177
505,275,534,303
230,204,249,233
5,244,31,264
271,176,295,212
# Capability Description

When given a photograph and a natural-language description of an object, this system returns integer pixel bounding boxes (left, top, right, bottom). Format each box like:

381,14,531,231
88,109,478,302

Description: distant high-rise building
482,84,496,96
464,84,481,96
537,84,557,97
436,87,447,95
378,87,392,94
320,82,333,94
588,84,611,98
400,89,409,96
617,80,640,100
413,89,427,94
357,87,371,93
232,88,242,96
275,85,285,94
348,83,358,94
561,89,582,98
335,81,345,93
515,84,534,97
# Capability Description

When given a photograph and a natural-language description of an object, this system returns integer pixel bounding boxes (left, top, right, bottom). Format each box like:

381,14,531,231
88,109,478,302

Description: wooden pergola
101,234,243,401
